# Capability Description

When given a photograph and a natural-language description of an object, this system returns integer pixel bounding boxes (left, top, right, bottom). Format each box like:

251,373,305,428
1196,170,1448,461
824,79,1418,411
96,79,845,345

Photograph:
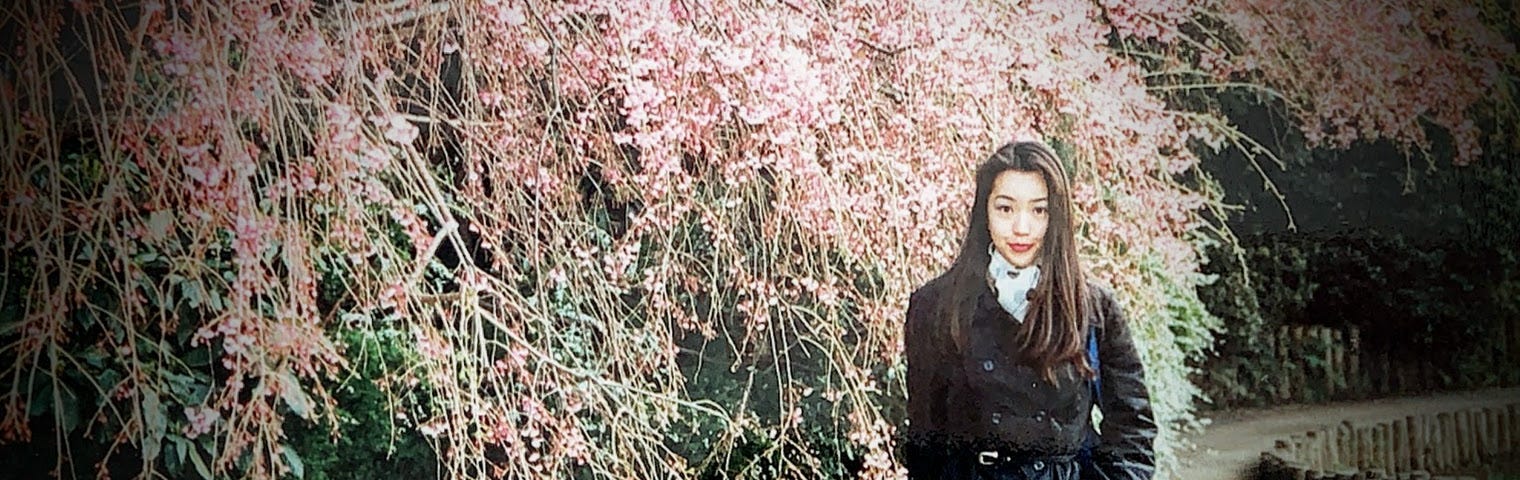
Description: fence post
1460,408,1475,466
1498,406,1511,457
1296,326,1309,399
1436,412,1451,471
1478,407,1491,462
1277,326,1291,402
1449,409,1463,469
1313,428,1325,467
1330,424,1341,473
1326,426,1338,471
1330,329,1345,397
1455,408,1467,468
1301,433,1316,467
1371,424,1384,473
1497,405,1510,458
1348,327,1361,393
1406,415,1419,473
1325,326,1337,397
1380,346,1391,395
1392,417,1408,474
1476,407,1489,463
1380,423,1394,474
1294,326,1308,398
1341,421,1356,472
1278,437,1296,463
1410,414,1425,473
1511,404,1520,452
1361,425,1374,470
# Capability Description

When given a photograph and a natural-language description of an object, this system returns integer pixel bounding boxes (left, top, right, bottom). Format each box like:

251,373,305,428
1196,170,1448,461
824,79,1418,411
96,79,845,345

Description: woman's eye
996,205,1013,213
1034,206,1048,215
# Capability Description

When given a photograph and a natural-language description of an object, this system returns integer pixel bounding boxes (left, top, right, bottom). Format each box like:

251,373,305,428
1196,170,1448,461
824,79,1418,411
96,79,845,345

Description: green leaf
181,281,203,308
76,242,96,261
93,370,122,407
188,443,213,480
58,384,81,434
141,282,161,308
148,209,174,241
281,444,305,479
164,444,182,473
171,433,190,464
79,346,108,369
186,348,212,368
165,372,198,399
208,290,225,311
278,371,313,419
28,383,53,416
143,390,167,463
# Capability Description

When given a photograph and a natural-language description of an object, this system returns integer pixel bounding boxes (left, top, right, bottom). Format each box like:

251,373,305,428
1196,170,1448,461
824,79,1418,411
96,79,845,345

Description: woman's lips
1008,242,1034,253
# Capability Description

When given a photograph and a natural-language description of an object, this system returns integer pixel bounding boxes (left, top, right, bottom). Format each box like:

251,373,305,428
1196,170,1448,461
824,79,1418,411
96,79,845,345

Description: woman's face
987,170,1048,268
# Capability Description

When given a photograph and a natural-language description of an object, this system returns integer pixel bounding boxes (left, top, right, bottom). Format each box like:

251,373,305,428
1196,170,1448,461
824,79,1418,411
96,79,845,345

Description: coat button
1033,411,1046,422
991,412,1001,425
1032,460,1045,470
982,360,995,372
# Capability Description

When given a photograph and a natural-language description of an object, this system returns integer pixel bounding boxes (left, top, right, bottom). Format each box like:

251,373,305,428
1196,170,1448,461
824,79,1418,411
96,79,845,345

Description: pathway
1175,386,1520,480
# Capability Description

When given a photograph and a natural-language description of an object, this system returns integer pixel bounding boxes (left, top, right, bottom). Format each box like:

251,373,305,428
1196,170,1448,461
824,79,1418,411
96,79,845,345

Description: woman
902,141,1156,479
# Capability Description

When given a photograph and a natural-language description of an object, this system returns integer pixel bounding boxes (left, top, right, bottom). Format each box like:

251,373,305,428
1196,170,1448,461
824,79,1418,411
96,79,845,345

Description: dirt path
1175,387,1520,480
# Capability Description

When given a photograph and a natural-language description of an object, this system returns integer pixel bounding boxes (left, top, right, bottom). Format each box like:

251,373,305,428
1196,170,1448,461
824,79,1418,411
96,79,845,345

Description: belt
974,450,1075,470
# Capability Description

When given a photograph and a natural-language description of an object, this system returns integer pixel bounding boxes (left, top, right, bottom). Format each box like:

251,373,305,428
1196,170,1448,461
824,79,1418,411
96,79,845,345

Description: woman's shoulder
909,272,955,305
904,273,956,331
1083,278,1123,326
1084,278,1117,303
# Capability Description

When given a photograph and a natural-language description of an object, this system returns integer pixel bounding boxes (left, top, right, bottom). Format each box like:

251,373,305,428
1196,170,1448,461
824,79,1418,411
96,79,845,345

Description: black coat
902,276,1156,480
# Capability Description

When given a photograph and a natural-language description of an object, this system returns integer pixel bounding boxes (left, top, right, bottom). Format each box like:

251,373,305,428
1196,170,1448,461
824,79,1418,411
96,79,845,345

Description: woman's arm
903,286,950,477
1091,288,1157,480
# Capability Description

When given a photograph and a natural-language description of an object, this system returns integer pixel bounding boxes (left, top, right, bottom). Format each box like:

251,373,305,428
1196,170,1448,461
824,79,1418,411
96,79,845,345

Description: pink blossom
183,406,220,438
374,114,419,145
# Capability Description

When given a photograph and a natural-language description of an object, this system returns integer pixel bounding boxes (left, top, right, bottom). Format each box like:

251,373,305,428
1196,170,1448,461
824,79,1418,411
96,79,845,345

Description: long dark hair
936,140,1092,382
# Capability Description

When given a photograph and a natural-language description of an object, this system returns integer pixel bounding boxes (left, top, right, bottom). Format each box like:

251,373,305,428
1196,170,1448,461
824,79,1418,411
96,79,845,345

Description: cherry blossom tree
1,0,1511,478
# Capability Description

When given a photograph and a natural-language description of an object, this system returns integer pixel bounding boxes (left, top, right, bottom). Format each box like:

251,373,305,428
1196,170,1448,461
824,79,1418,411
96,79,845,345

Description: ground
1176,386,1520,480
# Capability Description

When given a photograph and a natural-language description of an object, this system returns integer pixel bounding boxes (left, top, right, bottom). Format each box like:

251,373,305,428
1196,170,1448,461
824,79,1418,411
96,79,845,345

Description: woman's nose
1012,212,1033,235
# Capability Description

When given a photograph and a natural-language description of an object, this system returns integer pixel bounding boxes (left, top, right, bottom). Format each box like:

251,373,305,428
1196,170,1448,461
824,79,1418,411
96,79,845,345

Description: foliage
2,0,1516,479
284,327,438,480
1195,164,1520,408
0,138,244,479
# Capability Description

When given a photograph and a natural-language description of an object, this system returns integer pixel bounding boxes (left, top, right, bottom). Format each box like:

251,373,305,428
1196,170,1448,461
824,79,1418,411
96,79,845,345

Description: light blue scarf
987,245,1040,323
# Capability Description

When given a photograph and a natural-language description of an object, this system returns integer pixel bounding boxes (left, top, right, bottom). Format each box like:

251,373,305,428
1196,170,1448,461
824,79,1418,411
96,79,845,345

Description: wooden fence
1203,323,1517,409
1268,325,1359,402
1254,402,1520,480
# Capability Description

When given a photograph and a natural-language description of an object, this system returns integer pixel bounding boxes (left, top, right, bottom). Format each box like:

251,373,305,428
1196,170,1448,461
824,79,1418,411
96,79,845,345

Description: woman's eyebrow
992,194,1049,202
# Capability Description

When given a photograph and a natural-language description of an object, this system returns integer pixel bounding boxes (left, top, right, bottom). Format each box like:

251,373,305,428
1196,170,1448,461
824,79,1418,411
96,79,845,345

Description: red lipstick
1008,243,1034,253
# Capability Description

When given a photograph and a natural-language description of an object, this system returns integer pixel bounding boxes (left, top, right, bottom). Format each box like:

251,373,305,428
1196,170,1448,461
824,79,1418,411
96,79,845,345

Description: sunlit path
1177,387,1520,480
